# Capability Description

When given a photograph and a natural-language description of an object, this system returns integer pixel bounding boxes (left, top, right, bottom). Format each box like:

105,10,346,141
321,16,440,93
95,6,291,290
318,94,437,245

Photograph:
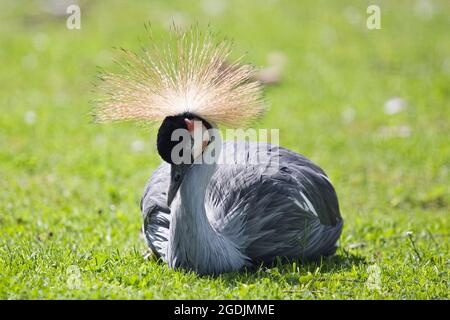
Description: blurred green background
0,0,448,299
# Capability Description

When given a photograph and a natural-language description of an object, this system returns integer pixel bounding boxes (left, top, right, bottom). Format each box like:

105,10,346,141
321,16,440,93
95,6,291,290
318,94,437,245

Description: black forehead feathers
156,112,212,164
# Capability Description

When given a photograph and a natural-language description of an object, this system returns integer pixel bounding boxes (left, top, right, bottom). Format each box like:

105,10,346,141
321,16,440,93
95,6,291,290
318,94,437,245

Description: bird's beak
167,164,190,206
167,183,179,207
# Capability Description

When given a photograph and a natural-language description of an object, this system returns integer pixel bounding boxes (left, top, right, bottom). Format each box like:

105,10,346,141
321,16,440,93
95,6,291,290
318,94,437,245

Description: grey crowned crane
95,28,343,275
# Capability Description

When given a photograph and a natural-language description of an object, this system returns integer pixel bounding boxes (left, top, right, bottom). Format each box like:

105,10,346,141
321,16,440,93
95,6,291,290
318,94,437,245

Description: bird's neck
167,160,247,274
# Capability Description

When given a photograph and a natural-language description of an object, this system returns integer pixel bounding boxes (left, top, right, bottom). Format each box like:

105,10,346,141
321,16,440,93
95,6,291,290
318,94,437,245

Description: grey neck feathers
167,160,248,275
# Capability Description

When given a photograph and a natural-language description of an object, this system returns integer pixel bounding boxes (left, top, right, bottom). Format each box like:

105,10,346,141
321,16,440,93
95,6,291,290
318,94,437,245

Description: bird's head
93,27,266,205
157,112,213,206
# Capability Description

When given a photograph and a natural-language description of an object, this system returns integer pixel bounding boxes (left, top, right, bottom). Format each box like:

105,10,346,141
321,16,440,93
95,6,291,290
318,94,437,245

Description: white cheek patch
190,120,210,160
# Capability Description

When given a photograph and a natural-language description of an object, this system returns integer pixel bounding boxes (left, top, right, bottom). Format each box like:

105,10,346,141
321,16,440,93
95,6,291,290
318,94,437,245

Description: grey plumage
141,141,343,275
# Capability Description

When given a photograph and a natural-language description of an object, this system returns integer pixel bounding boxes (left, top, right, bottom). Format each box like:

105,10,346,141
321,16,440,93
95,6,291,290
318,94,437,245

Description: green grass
0,0,449,299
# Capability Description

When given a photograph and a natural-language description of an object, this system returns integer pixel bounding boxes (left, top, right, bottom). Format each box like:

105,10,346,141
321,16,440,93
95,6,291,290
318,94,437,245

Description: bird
94,27,343,275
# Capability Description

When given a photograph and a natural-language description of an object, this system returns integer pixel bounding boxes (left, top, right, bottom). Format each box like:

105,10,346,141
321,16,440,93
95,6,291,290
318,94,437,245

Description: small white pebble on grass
414,0,434,20
131,139,145,152
253,51,288,85
24,111,37,125
384,97,407,115
202,0,227,16
254,66,282,85
341,107,356,124
105,230,112,243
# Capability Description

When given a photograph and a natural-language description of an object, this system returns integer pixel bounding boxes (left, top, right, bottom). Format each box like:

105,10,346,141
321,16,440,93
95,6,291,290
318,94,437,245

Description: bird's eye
174,173,181,182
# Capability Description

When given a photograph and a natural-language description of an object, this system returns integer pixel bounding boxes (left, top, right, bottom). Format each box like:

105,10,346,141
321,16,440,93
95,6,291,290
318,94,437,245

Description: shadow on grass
215,250,367,287
147,248,366,287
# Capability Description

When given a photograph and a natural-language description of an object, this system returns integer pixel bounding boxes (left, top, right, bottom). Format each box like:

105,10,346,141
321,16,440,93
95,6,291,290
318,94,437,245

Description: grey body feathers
141,141,343,274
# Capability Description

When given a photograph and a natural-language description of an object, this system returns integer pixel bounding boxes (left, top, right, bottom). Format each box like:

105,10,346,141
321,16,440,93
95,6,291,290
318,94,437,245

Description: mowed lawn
0,0,449,299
